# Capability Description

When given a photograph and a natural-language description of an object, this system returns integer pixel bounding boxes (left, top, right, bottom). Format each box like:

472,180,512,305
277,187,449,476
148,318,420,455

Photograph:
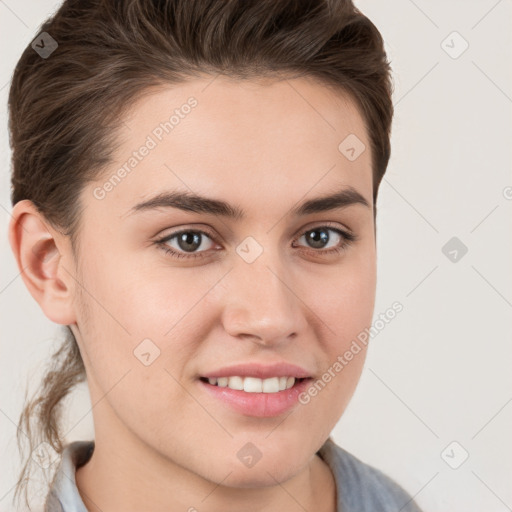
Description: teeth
262,377,280,393
205,376,297,392
228,376,244,390
217,377,228,387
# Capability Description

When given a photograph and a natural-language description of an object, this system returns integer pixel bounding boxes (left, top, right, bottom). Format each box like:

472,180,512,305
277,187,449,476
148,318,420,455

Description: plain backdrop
1,1,511,511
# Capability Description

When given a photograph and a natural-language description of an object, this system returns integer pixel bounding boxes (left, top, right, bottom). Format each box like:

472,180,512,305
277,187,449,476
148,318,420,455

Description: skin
9,75,376,512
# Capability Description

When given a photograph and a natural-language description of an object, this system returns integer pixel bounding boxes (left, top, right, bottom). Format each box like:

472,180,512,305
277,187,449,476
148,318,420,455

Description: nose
220,254,308,348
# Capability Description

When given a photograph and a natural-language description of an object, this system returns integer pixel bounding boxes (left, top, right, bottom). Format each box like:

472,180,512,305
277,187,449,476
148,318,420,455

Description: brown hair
8,0,393,509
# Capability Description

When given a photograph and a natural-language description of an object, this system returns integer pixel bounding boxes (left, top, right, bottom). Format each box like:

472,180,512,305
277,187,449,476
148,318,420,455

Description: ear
8,199,77,325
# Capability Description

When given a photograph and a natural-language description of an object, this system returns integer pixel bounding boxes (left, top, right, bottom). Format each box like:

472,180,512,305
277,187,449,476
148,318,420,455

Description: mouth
197,375,314,417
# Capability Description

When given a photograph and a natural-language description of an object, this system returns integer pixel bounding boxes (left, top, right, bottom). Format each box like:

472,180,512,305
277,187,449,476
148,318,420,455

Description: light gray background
1,1,511,511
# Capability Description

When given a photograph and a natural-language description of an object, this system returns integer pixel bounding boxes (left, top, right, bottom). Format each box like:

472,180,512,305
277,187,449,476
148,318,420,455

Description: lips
197,362,314,416
198,375,313,417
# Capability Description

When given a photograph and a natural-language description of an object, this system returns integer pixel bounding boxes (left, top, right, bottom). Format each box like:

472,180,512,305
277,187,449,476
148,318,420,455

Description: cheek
296,243,376,402
73,251,224,398
296,265,374,433
301,242,377,345
81,246,214,337
72,257,201,435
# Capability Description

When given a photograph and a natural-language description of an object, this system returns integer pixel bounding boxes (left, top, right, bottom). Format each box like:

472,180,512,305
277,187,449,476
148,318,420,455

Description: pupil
178,232,201,252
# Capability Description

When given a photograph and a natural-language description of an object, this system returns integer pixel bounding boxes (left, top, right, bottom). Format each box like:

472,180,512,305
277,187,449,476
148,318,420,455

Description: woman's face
69,76,376,486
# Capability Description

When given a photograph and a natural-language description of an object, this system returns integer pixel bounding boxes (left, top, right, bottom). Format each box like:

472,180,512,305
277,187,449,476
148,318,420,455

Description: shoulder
318,437,423,512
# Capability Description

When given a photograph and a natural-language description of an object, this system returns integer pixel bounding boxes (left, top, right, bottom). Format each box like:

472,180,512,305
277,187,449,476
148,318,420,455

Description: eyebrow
128,186,370,219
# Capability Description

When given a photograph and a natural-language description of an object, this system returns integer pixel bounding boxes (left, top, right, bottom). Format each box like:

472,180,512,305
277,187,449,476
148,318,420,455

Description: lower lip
198,378,313,418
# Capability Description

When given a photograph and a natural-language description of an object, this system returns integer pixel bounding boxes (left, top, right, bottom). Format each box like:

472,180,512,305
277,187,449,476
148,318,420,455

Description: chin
221,460,303,489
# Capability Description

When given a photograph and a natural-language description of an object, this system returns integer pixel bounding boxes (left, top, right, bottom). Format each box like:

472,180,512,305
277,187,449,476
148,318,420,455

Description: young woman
7,1,423,511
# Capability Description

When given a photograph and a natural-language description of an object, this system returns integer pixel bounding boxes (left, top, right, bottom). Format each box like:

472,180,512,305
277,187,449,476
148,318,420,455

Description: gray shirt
44,438,423,511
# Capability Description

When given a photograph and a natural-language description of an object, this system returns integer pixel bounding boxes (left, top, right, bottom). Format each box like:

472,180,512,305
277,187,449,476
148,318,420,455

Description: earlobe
8,199,77,325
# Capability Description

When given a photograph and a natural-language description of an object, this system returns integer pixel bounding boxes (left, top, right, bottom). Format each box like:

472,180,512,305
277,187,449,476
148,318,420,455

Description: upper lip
201,362,313,380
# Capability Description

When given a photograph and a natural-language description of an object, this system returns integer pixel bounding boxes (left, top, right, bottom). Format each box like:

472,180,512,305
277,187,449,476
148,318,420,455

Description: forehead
87,75,372,219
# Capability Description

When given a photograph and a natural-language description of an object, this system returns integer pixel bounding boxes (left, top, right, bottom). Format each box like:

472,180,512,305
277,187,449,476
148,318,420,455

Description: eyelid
293,220,352,239
155,225,220,243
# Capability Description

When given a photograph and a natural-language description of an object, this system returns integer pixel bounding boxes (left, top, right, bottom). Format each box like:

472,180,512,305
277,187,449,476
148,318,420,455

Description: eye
293,223,357,256
155,223,357,261
156,229,218,260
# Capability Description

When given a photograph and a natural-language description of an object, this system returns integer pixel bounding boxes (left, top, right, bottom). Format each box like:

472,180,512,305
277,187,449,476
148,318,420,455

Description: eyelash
155,223,358,261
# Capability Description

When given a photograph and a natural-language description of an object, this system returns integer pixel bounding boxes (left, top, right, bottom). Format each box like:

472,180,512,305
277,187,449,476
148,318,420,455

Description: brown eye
156,229,217,259
293,225,357,256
